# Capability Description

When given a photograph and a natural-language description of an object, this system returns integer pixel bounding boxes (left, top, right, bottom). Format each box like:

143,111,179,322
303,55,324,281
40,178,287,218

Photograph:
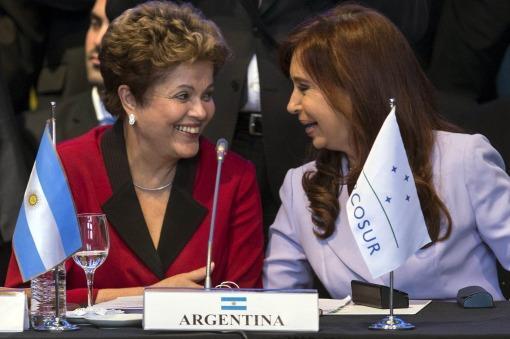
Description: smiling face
287,55,354,157
121,60,215,162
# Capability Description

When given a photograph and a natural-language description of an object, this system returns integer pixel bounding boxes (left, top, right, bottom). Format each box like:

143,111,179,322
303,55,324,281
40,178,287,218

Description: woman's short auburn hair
99,0,230,117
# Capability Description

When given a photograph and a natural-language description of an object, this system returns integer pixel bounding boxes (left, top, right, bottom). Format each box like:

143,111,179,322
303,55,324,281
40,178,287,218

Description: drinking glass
72,213,109,310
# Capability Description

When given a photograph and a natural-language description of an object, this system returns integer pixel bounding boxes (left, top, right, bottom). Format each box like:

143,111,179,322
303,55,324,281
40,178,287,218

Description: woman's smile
174,124,202,138
302,121,318,136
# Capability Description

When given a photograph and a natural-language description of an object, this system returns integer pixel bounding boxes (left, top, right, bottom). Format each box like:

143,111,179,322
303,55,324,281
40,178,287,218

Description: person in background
426,0,510,167
425,1,510,298
0,76,28,285
34,0,94,110
0,0,93,116
428,0,510,110
6,0,264,305
263,3,510,300
23,0,114,157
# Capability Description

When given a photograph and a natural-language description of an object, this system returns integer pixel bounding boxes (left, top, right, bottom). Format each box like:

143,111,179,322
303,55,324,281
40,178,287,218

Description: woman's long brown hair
281,4,457,242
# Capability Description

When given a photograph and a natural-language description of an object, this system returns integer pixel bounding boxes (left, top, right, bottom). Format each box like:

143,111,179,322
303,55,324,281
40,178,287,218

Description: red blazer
6,123,264,304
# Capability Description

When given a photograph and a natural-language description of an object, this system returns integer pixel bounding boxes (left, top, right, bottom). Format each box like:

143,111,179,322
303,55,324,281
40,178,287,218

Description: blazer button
231,80,240,92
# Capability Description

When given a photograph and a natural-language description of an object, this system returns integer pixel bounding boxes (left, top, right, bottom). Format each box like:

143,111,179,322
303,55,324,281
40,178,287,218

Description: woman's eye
297,84,309,92
174,92,190,101
202,92,213,101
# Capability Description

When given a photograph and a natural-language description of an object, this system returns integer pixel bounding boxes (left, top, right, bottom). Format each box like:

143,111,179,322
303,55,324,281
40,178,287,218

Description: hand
95,263,215,303
151,263,214,289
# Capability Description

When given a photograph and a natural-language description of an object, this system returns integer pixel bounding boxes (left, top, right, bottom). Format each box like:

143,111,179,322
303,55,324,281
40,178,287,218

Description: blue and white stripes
13,126,81,282
221,297,247,311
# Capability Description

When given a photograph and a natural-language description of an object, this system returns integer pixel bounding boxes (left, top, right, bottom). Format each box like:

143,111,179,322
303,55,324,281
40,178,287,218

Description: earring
128,113,136,126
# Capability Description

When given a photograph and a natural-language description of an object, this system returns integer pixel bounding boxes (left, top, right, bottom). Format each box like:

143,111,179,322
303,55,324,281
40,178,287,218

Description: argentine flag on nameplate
13,124,81,282
221,297,247,311
346,106,431,279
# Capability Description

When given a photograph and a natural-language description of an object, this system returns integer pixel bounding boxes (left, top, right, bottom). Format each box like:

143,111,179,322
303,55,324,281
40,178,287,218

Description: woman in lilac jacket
263,4,510,300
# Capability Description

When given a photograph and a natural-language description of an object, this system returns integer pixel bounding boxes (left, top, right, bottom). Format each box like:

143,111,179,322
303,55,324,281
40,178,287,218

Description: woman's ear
118,85,137,114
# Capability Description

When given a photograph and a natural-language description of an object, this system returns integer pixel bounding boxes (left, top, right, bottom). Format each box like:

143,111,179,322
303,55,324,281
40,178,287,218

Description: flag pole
368,98,414,331
388,99,396,323
51,102,60,328
50,102,56,147
389,271,394,318
45,102,78,331
50,102,62,328
388,100,396,323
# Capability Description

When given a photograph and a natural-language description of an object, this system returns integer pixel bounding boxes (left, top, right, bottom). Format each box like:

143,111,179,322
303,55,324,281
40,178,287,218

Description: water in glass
72,213,109,310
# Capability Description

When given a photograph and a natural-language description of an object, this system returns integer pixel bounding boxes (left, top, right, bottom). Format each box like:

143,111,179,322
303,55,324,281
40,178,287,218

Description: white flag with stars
346,107,431,278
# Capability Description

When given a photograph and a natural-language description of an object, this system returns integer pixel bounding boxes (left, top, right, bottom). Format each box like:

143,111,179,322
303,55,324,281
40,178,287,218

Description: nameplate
144,288,318,332
0,289,29,332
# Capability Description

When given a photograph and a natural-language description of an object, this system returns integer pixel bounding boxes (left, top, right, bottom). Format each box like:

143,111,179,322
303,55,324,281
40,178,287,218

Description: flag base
368,315,414,330
32,317,79,331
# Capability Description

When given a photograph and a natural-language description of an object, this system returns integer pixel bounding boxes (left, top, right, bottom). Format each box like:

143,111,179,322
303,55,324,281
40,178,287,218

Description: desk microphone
205,138,228,289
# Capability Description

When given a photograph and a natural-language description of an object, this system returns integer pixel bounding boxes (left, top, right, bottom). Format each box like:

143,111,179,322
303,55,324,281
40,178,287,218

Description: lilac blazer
263,132,510,300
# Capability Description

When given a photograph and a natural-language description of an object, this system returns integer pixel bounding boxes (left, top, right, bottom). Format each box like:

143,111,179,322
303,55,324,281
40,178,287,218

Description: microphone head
216,138,228,161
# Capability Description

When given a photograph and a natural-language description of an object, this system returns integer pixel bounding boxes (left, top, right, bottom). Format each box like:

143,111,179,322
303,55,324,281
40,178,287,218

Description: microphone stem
205,158,224,289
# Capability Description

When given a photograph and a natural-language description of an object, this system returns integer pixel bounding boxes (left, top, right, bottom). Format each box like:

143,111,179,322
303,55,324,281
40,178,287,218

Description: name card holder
0,289,29,332
144,288,318,332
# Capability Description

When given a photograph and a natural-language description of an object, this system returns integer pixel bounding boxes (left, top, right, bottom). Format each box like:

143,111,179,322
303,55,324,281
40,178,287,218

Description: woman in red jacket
6,1,264,305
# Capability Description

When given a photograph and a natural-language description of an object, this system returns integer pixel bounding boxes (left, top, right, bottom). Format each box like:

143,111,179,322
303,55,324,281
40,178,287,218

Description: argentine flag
221,297,247,311
346,107,431,278
13,125,81,282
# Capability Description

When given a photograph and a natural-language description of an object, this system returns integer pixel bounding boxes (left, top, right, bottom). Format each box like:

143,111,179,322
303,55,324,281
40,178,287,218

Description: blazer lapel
157,153,208,271
100,122,208,278
326,185,386,285
100,122,164,278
